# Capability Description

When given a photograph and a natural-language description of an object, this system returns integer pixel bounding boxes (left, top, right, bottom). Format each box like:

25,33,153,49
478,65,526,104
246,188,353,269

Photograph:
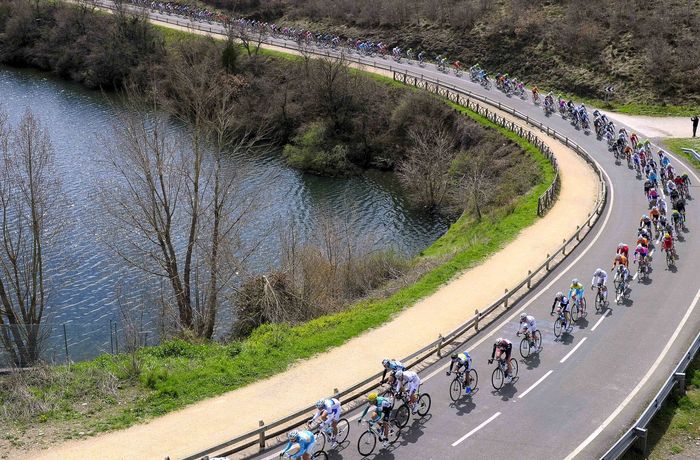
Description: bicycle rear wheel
316,431,327,452
394,404,410,428
491,367,504,390
417,393,431,416
449,378,462,402
336,418,350,444
357,430,376,457
312,452,328,460
468,369,479,391
533,330,542,350
509,358,519,378
387,419,401,444
554,318,563,338
520,337,531,358
571,304,580,322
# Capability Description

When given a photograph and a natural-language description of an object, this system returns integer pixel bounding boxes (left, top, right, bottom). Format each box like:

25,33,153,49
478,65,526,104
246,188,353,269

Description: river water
0,66,449,361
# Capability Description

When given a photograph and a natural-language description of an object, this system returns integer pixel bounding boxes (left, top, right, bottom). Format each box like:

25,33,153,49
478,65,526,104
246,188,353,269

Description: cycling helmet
664,232,671,239
594,268,604,276
368,392,378,403
572,278,579,285
520,312,527,321
451,353,458,360
496,337,504,343
642,214,649,220
556,291,563,299
288,430,299,441
315,399,325,410
394,370,404,380
382,358,389,367
618,242,625,249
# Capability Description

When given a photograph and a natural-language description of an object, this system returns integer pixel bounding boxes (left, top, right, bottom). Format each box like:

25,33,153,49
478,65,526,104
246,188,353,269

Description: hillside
205,0,700,110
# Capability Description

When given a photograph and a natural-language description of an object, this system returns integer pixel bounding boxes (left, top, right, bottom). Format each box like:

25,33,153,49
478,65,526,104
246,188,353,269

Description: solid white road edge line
560,337,588,364
424,161,615,382
564,288,700,460
518,370,554,399
451,412,502,447
591,313,608,332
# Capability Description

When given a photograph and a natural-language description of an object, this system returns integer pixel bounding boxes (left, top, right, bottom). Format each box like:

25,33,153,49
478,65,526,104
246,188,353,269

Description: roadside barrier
89,3,608,459
601,329,700,459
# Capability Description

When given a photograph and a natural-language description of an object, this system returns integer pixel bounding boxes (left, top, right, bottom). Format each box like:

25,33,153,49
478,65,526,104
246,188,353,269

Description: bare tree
100,48,264,339
224,18,266,57
0,108,61,366
397,123,457,208
454,144,493,220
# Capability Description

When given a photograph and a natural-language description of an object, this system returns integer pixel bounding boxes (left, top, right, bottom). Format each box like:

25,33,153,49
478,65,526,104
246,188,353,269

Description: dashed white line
452,412,502,447
591,313,607,332
564,288,700,460
518,370,554,399
560,337,588,363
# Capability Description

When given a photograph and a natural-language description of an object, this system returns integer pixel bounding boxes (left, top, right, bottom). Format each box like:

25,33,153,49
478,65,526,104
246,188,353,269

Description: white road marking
518,370,554,399
564,288,700,460
451,412,502,447
591,313,607,332
560,337,588,363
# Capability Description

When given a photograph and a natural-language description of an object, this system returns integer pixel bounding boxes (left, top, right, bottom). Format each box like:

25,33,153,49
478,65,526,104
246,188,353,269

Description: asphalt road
100,4,700,459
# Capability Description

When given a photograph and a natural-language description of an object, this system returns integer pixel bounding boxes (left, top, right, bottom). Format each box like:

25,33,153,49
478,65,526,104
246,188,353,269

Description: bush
283,121,354,175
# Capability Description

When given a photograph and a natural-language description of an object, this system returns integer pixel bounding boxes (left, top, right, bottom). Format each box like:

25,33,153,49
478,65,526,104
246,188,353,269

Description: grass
622,353,700,460
0,18,556,446
663,138,700,171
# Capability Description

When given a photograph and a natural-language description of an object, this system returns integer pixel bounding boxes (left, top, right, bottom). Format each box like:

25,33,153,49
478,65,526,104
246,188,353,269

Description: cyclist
650,206,661,231
673,198,686,223
612,253,629,271
551,292,572,330
614,263,629,293
393,370,421,413
636,230,650,249
590,268,608,303
658,196,668,216
417,51,425,64
381,358,405,383
309,397,341,447
569,278,585,310
617,242,629,259
453,60,463,74
532,85,540,102
359,393,392,448
517,312,539,351
488,337,514,382
634,243,649,269
280,430,316,459
671,208,684,231
661,232,677,260
446,351,474,394
639,214,652,234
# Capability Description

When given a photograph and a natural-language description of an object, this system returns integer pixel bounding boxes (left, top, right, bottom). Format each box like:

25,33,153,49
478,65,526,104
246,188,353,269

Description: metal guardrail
682,148,700,162
90,4,607,459
601,329,700,459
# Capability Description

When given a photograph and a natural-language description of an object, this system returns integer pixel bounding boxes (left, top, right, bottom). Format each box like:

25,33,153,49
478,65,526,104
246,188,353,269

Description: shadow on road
523,352,541,370
450,396,477,416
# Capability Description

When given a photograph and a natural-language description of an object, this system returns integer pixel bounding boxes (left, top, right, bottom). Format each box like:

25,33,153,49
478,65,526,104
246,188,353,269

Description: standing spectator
692,115,699,137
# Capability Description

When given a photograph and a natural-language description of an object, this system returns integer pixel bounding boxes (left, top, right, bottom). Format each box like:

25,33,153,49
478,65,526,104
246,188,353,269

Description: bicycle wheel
554,318,563,338
312,452,328,460
666,251,673,268
417,393,431,416
533,330,542,350
316,431,327,452
387,419,401,444
571,304,580,322
357,430,376,457
491,367,504,390
449,378,462,402
595,293,603,312
520,337,531,358
394,404,410,428
509,358,519,378
336,418,350,444
468,369,479,391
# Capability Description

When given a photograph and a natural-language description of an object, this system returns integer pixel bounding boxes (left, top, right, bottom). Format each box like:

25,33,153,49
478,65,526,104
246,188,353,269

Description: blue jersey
282,431,315,459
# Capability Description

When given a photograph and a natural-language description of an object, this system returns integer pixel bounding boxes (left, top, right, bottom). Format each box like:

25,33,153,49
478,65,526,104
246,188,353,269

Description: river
0,66,450,362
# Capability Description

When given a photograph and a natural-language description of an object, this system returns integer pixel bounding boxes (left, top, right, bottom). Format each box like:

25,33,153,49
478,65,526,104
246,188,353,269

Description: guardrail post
576,225,581,241
674,372,686,396
545,254,551,271
527,270,532,289
504,289,509,309
258,420,265,450
474,309,479,331
436,334,445,358
561,238,567,256
632,427,648,458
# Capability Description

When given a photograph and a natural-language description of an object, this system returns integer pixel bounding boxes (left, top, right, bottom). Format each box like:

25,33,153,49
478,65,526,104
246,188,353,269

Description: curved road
98,4,700,459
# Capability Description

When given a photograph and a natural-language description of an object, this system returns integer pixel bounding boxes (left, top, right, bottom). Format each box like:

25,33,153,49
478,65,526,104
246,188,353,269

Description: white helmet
394,370,404,380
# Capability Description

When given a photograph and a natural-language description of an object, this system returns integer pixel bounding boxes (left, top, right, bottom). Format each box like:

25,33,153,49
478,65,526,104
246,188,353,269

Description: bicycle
553,308,570,338
356,419,401,457
392,387,431,428
593,284,608,313
489,356,518,390
613,272,628,304
447,367,479,401
312,418,350,452
517,329,542,358
281,442,328,460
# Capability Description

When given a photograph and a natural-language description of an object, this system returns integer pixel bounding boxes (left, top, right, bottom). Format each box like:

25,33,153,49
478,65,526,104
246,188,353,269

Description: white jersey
592,271,607,286
520,315,536,331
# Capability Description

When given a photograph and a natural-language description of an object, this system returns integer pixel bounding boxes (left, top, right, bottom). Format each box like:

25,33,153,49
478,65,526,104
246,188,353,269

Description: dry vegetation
206,0,700,107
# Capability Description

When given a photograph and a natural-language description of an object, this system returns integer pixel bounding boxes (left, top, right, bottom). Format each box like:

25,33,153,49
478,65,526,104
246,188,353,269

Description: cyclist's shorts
407,380,420,396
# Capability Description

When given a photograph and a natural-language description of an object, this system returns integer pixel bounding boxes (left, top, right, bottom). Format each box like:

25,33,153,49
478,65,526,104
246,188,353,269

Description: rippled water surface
0,66,449,360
